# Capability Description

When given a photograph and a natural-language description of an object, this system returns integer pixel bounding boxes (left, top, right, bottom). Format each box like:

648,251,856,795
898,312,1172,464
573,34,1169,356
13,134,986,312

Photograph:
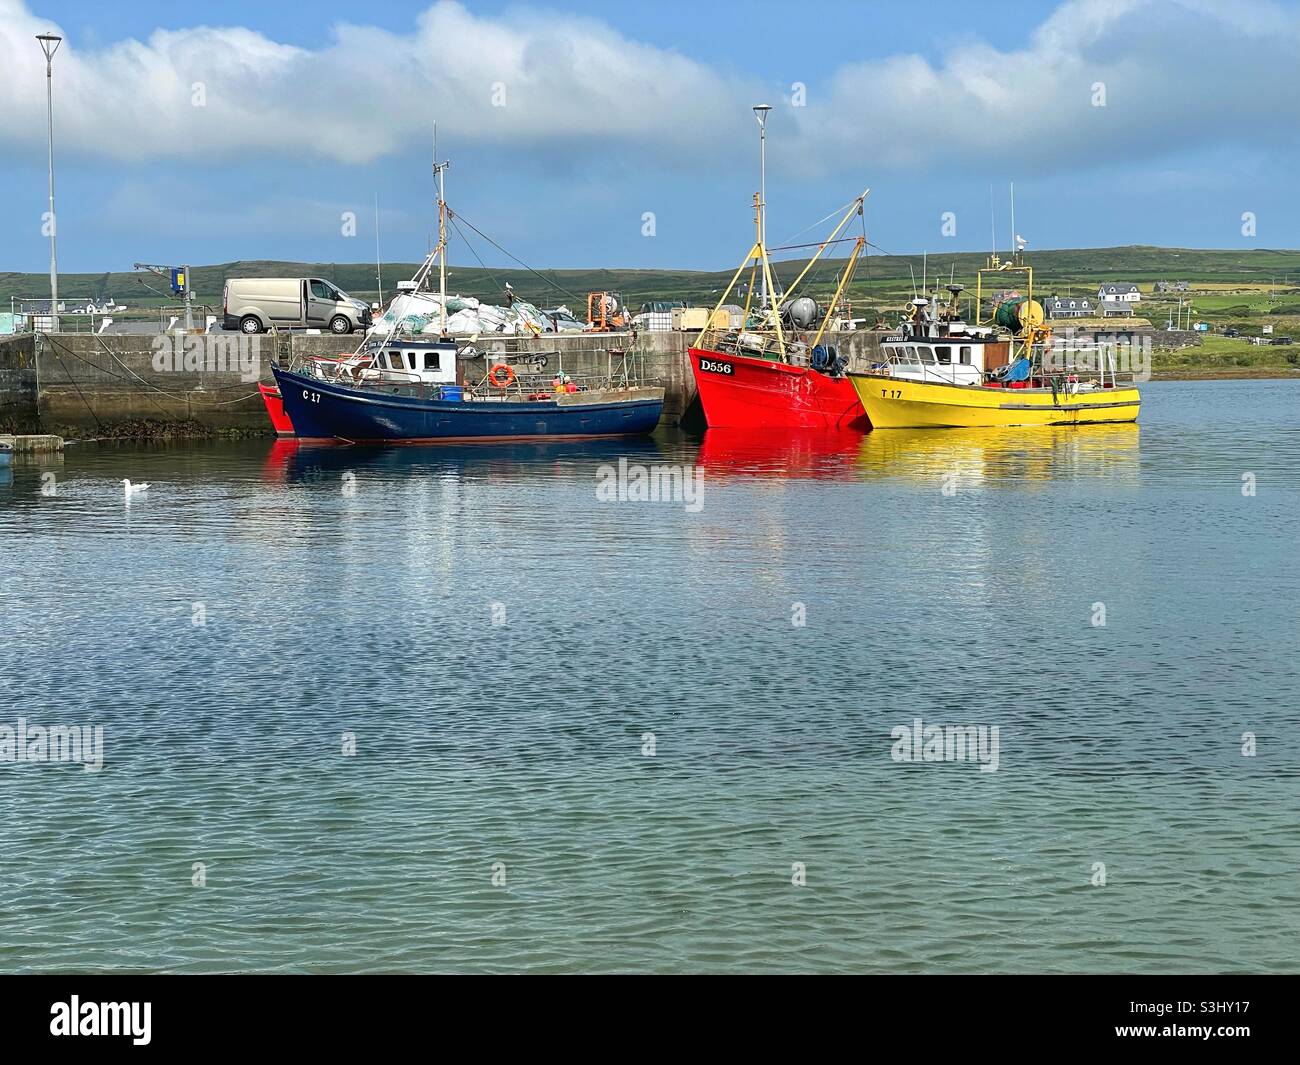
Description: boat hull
258,383,296,435
688,347,868,431
271,365,664,442
849,374,1140,428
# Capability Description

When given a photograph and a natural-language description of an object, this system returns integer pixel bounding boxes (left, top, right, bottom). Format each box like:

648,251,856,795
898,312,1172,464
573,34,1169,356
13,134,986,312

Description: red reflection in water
261,438,300,483
695,428,864,480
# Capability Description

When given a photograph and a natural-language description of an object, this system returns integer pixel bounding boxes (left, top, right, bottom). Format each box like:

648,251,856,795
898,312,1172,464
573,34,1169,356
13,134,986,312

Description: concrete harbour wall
16,322,1160,436
26,328,888,435
0,335,39,433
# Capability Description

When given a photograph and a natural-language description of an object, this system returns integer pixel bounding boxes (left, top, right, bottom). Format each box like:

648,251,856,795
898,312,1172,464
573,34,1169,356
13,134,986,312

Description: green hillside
4,245,1299,328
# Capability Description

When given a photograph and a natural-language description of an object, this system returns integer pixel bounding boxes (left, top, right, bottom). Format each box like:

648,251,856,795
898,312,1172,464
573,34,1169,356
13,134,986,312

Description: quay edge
4,325,1171,438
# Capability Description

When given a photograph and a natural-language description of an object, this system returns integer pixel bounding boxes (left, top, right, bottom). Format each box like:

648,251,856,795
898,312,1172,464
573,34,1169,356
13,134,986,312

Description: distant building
1099,299,1136,317
1046,295,1094,318
1153,280,1189,294
1098,283,1141,303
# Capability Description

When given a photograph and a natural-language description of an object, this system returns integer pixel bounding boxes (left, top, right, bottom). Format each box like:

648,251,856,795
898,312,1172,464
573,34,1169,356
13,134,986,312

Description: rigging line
133,277,171,299
448,215,506,297
48,342,102,430
767,236,860,253
52,335,244,421
47,334,164,395
448,209,585,303
771,197,861,249
92,332,192,400
61,335,180,418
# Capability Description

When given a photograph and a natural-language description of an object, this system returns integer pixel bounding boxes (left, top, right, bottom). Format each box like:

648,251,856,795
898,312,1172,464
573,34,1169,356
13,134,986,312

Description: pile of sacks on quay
370,292,558,336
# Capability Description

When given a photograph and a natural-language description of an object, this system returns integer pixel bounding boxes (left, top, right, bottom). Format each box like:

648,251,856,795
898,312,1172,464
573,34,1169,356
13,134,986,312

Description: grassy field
5,244,1299,312
1152,334,1300,375
5,245,1300,375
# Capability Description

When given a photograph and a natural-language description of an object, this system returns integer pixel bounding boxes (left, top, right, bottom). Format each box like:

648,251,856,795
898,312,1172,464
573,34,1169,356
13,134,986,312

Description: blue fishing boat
271,359,663,442
270,150,663,444
0,441,12,467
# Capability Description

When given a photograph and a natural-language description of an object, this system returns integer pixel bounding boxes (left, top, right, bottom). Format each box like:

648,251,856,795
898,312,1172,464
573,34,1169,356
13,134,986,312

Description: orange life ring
488,363,516,388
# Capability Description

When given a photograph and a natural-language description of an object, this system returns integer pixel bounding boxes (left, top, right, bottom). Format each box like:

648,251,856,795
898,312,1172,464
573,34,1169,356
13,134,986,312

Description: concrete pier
2,328,891,436
1,322,1161,437
0,433,64,452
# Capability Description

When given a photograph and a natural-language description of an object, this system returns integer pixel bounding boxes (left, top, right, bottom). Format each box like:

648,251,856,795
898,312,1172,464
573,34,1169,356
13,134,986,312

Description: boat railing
865,342,1142,387
465,369,651,400
694,327,827,364
286,356,655,404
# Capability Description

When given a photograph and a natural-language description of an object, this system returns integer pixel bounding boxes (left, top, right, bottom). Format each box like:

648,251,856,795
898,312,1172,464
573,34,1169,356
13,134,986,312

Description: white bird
122,479,150,499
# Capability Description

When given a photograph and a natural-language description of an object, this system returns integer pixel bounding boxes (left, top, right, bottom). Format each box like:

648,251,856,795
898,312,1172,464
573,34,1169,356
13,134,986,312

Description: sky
3,0,1300,275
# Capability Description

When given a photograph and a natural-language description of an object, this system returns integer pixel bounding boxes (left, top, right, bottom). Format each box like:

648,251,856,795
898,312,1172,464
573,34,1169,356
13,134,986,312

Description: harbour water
0,379,1296,973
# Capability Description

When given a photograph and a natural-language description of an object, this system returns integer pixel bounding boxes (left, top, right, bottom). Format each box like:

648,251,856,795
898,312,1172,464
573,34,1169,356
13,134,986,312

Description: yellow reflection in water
855,424,1141,488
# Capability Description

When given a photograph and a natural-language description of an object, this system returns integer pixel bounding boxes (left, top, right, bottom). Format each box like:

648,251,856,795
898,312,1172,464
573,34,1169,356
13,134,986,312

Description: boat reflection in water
854,423,1141,488
693,424,1139,487
695,428,866,481
261,434,673,486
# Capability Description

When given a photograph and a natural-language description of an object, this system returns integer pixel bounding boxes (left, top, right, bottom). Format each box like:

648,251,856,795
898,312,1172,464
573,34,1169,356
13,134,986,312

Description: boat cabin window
387,352,404,370
917,346,936,364
935,346,952,365
424,352,440,370
960,346,972,364
406,352,418,370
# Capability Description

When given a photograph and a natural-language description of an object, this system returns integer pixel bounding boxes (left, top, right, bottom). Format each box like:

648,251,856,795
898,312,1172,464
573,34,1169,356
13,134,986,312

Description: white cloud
3,0,1300,178
805,0,1300,173
0,0,754,164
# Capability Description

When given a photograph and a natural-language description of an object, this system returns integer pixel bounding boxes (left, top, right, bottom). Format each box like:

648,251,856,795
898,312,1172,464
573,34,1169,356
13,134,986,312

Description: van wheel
239,315,263,334
329,315,352,335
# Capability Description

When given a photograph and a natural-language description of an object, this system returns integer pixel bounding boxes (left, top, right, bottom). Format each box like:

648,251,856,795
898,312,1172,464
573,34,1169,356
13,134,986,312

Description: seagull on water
122,479,150,500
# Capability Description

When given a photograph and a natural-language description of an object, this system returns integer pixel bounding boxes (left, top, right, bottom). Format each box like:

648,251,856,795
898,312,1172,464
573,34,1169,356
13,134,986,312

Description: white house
1097,283,1141,303
1046,295,1094,318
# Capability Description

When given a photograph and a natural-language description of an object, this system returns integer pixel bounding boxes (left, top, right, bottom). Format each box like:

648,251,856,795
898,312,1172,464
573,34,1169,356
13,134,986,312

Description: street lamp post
36,32,62,333
752,104,772,309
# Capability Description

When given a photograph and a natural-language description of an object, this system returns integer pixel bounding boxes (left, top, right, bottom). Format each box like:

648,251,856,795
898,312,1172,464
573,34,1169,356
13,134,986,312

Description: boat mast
754,104,771,311
433,126,450,339
757,193,785,357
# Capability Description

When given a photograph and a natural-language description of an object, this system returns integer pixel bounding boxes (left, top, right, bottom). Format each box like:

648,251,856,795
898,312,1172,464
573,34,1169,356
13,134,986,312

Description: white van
223,277,371,334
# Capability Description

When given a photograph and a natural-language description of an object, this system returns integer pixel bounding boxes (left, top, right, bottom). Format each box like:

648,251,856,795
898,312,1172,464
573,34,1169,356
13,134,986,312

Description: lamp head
36,32,62,62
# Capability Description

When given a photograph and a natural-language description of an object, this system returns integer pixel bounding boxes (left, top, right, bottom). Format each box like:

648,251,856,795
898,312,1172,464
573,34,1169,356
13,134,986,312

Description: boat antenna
989,185,996,262
374,192,384,310
909,263,917,299
1009,181,1016,263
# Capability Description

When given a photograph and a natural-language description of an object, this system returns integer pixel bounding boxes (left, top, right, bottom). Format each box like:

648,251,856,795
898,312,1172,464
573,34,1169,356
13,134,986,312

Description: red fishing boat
689,345,868,430
687,111,870,432
686,191,871,431
258,382,295,435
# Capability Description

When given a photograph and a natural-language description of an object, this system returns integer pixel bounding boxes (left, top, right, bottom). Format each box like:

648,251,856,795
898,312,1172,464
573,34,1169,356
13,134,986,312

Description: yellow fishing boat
850,253,1141,429
852,375,1141,429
